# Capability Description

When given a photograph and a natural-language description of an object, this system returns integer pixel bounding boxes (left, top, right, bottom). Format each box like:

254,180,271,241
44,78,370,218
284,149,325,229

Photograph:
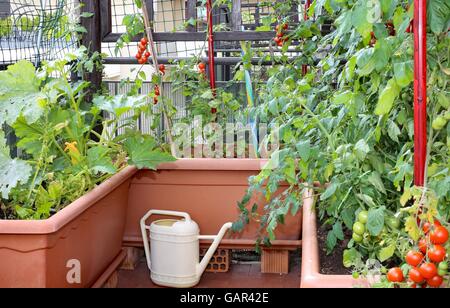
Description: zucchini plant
0,47,175,220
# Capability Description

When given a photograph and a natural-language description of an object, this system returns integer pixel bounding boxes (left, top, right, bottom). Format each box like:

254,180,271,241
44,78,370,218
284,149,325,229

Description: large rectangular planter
0,166,138,288
300,190,369,288
123,159,302,248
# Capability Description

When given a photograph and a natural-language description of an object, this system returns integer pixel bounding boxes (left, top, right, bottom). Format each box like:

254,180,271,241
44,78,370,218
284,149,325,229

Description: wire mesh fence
0,0,79,67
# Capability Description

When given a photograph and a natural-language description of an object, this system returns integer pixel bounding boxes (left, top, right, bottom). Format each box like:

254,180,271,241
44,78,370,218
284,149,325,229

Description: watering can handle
140,210,191,271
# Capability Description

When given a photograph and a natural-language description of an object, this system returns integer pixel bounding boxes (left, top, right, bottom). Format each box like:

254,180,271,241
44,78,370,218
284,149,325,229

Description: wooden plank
103,31,277,42
185,0,197,32
145,0,153,22
0,0,11,17
100,0,112,39
231,0,242,31
104,56,300,65
80,0,102,94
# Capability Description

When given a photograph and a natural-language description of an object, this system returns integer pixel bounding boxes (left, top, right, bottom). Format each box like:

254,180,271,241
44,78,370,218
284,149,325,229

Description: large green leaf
393,61,414,88
124,135,176,169
351,0,373,38
356,48,376,76
87,146,117,175
378,243,396,262
12,116,44,157
427,0,450,34
0,60,44,125
0,132,32,199
366,207,385,236
375,79,400,115
93,94,148,118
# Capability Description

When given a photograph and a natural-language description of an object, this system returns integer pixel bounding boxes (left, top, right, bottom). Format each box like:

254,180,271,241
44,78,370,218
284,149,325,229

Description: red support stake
413,0,427,187
206,0,217,114
302,0,311,76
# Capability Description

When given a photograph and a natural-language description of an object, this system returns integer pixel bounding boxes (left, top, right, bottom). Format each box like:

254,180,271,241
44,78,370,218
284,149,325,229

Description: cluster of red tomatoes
136,38,151,65
152,65,166,104
387,220,449,288
274,23,288,47
198,62,206,75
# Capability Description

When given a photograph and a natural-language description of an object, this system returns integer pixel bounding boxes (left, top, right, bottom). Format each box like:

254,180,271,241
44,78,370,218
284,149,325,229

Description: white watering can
140,210,232,288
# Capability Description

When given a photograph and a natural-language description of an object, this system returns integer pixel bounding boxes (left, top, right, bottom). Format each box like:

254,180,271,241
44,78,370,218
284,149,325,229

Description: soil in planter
317,218,352,275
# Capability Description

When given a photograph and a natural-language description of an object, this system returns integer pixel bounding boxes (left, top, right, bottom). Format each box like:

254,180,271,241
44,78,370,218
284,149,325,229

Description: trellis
0,0,78,67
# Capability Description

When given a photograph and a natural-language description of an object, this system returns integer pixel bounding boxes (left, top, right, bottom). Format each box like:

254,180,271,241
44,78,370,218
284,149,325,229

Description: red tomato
427,275,443,288
138,58,146,65
153,96,158,104
159,64,166,73
405,250,424,267
408,267,424,283
276,32,284,38
135,53,142,60
423,219,441,234
211,107,217,114
282,23,288,30
387,267,404,282
145,51,151,58
277,40,283,47
154,86,160,96
419,263,437,279
430,226,449,245
418,238,428,254
274,37,281,44
140,37,148,45
428,245,447,263
198,62,206,70
138,42,146,51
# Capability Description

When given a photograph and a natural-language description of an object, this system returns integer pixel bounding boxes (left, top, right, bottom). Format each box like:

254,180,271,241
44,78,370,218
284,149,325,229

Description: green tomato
386,217,400,229
445,110,450,121
352,272,360,279
352,232,363,243
358,210,368,224
438,269,447,277
439,262,448,271
353,222,366,235
432,116,447,131
380,267,387,274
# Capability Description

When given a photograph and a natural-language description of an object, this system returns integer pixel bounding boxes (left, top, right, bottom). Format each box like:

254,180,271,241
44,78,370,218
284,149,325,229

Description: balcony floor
117,256,301,288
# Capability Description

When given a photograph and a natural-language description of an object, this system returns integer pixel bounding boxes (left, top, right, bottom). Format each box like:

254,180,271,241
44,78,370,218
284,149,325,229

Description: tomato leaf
375,79,400,115
354,139,370,161
378,243,396,262
296,139,311,161
320,181,339,201
367,207,385,236
368,171,386,194
427,0,450,34
405,215,420,241
393,61,414,88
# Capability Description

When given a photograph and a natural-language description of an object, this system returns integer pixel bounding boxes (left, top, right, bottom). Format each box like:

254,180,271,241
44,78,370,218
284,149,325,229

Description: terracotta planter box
123,159,302,248
300,190,369,288
0,166,138,288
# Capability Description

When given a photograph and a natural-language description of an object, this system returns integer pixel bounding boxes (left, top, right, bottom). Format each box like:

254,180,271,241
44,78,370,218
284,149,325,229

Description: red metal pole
302,0,311,76
206,0,217,113
413,0,427,186
304,0,311,21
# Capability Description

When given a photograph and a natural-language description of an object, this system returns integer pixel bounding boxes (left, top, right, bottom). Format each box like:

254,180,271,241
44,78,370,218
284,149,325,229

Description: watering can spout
197,222,232,277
